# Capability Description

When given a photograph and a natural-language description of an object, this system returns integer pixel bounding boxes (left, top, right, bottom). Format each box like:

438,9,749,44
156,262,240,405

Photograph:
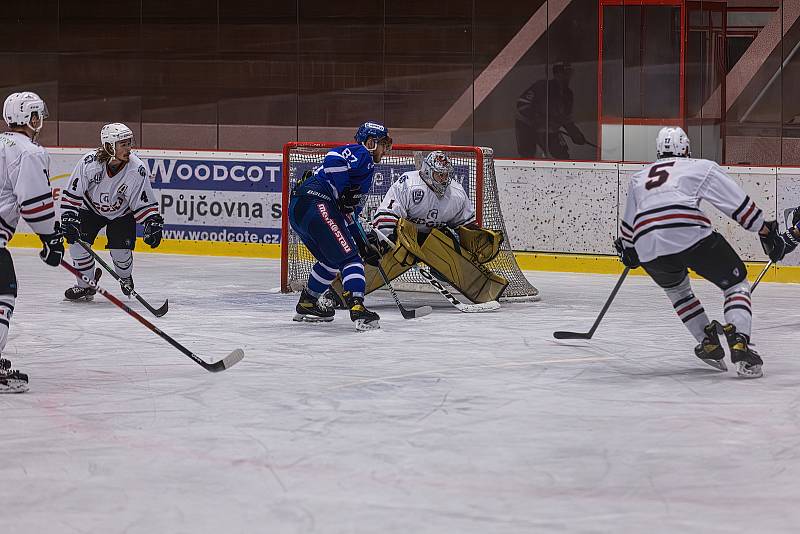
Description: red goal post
281,142,539,300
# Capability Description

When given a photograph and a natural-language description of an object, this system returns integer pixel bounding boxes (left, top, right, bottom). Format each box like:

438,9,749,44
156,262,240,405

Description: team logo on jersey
138,165,146,177
412,189,424,204
89,172,103,185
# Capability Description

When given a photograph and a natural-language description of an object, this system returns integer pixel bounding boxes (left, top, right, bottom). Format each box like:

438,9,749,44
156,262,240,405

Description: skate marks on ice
3,251,800,532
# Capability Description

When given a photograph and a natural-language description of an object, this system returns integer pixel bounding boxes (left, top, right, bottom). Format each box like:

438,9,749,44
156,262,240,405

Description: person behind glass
60,123,163,301
515,61,586,159
288,121,392,331
0,91,65,392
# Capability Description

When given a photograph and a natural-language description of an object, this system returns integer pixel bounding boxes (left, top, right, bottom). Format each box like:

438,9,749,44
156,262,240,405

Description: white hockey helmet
100,122,134,157
3,91,48,131
656,126,691,159
420,151,454,198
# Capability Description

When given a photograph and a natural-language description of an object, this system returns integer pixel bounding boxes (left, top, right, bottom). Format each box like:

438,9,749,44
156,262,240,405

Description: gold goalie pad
456,226,504,264
395,220,508,303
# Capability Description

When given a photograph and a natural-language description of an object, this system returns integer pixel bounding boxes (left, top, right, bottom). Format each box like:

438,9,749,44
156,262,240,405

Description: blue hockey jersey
302,143,375,217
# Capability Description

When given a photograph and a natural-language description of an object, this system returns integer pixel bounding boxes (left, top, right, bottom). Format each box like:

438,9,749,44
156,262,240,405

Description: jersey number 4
645,161,675,190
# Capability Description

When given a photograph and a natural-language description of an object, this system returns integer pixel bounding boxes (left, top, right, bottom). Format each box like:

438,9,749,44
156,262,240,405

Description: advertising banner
45,148,283,245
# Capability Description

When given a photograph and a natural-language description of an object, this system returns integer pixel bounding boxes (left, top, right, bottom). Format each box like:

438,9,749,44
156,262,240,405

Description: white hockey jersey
0,132,56,247
372,171,475,238
60,151,159,224
620,157,764,263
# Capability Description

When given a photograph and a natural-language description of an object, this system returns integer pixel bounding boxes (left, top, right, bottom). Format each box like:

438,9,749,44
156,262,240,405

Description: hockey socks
722,281,752,338
306,261,338,298
664,276,709,343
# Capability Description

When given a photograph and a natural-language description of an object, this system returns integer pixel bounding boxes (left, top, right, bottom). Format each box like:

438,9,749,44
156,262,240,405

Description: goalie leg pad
417,228,508,303
457,226,504,264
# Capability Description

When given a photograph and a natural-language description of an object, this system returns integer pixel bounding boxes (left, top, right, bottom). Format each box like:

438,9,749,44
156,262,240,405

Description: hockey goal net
280,142,539,300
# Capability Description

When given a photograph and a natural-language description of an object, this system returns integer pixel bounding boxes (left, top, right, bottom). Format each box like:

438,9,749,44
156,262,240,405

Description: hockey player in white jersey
326,150,507,305
0,91,64,392
60,123,163,301
615,127,785,378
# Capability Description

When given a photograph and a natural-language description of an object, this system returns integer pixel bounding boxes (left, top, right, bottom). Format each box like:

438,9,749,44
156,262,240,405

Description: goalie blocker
332,218,508,304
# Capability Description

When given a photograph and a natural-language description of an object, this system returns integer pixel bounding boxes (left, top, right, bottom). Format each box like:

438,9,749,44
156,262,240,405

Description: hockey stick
553,266,630,340
75,239,168,317
750,260,772,292
417,265,500,313
60,260,243,372
354,221,432,319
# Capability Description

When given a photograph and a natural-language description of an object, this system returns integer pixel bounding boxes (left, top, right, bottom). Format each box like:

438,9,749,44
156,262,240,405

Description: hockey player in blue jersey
288,121,392,331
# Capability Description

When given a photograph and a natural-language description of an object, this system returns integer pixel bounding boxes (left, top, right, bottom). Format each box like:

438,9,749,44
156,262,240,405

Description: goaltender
326,150,508,305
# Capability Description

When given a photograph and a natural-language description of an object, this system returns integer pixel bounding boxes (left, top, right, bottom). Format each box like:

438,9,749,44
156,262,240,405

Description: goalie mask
420,151,454,198
656,126,691,159
101,122,134,158
3,91,48,132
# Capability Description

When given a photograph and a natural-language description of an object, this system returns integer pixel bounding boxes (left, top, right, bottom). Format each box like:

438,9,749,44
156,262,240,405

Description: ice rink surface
3,249,800,533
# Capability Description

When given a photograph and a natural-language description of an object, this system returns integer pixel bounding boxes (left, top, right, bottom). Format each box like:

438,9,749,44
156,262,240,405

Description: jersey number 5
645,161,675,190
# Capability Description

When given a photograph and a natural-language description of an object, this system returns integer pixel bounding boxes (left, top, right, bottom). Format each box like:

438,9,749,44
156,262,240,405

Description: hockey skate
120,276,134,297
319,288,347,310
722,323,763,379
64,268,102,302
344,291,380,331
694,320,727,371
293,289,335,323
0,357,28,393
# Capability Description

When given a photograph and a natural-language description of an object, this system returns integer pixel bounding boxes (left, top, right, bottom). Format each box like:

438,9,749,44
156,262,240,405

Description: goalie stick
354,221,432,320
76,239,168,317
553,266,630,340
60,260,243,372
417,265,500,312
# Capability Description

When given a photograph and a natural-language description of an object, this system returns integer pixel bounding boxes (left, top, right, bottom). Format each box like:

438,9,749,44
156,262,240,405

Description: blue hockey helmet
354,121,392,149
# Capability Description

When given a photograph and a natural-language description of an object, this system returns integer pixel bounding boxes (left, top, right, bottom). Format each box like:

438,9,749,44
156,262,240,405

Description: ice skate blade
0,377,28,393
700,358,727,372
63,295,94,302
355,319,380,332
735,362,763,379
292,313,334,323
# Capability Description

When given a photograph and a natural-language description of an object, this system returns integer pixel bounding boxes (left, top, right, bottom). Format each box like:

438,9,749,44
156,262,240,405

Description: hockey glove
358,230,383,267
613,237,640,268
39,224,65,267
143,214,164,248
338,185,363,215
759,220,788,262
61,210,81,244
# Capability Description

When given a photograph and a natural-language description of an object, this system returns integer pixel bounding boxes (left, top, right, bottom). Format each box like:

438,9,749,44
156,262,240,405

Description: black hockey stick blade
143,297,169,317
553,330,593,340
553,266,630,341
76,239,169,317
60,260,243,372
